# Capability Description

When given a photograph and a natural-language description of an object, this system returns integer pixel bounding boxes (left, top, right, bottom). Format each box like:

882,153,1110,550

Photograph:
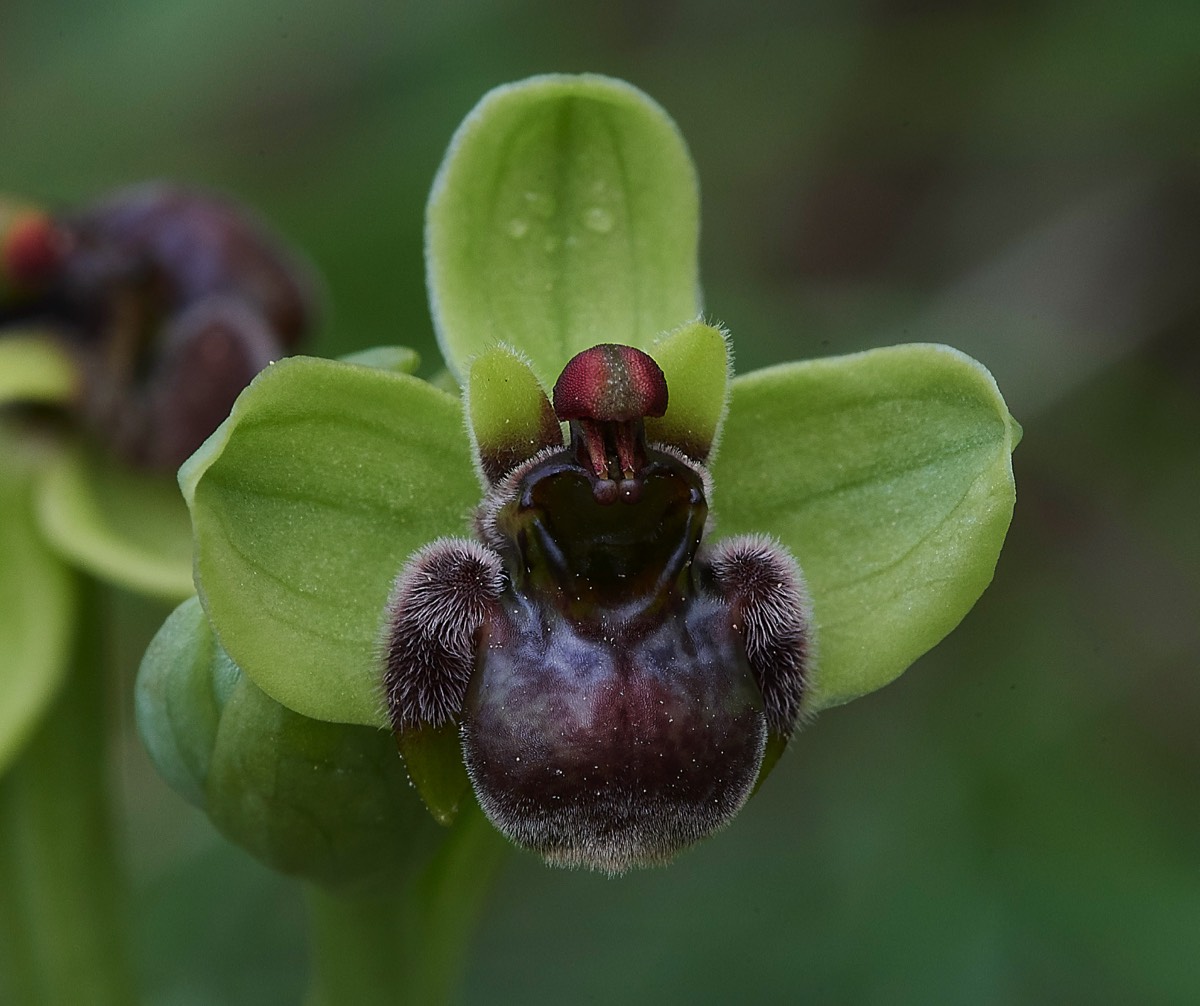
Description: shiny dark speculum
497,449,707,612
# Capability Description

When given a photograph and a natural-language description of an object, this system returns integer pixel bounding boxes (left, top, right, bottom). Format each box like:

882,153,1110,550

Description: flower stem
0,577,136,1004
304,802,506,1006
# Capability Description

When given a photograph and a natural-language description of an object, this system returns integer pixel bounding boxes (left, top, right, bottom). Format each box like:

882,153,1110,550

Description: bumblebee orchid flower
139,76,1018,885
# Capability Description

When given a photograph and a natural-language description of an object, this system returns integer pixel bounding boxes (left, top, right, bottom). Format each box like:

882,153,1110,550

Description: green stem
304,803,506,1006
0,578,136,1005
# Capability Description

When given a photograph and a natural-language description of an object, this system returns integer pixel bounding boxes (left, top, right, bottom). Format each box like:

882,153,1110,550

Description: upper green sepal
466,345,563,485
712,343,1019,711
180,356,480,727
644,319,731,463
137,596,433,886
427,74,701,387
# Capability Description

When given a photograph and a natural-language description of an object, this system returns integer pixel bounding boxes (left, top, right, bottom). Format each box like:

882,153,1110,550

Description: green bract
137,597,433,884
156,75,1016,832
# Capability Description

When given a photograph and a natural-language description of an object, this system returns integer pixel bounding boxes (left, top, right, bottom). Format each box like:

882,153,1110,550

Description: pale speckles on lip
522,190,556,219
582,206,614,234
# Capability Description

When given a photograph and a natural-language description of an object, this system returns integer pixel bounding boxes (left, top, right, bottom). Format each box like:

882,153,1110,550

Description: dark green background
3,0,1197,1002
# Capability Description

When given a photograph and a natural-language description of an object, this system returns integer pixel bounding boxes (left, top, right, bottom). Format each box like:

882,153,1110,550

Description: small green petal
712,343,1018,711
0,335,78,407
396,723,471,827
0,440,75,774
427,74,701,387
35,446,193,601
645,319,731,463
338,345,421,375
180,356,480,727
466,345,563,484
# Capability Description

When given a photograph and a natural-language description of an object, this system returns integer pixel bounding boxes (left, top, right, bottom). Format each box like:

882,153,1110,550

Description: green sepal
466,345,563,484
180,356,480,727
0,436,75,775
137,597,433,886
644,319,731,463
712,343,1019,712
427,74,701,387
396,722,472,827
0,335,78,407
35,445,193,601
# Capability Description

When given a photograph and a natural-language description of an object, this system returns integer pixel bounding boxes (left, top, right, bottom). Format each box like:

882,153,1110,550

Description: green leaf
0,335,78,407
0,439,75,775
180,356,480,727
645,319,731,463
137,597,432,885
427,74,701,387
712,343,1019,711
466,345,562,484
35,445,193,601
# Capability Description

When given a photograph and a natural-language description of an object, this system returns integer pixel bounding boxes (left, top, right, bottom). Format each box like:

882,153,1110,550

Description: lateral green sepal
712,343,1019,711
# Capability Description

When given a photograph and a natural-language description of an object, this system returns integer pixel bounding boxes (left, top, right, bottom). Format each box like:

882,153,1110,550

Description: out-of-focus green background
4,1,1197,1002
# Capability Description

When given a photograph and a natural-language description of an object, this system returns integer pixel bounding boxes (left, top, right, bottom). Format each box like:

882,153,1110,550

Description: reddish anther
2,212,68,290
552,344,668,486
552,344,667,424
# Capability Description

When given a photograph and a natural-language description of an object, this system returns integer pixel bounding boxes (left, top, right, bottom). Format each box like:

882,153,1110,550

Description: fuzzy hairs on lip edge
381,537,505,731
461,729,766,877
705,533,813,740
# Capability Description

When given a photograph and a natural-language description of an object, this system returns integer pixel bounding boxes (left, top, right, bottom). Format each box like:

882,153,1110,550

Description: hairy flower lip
462,588,767,874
